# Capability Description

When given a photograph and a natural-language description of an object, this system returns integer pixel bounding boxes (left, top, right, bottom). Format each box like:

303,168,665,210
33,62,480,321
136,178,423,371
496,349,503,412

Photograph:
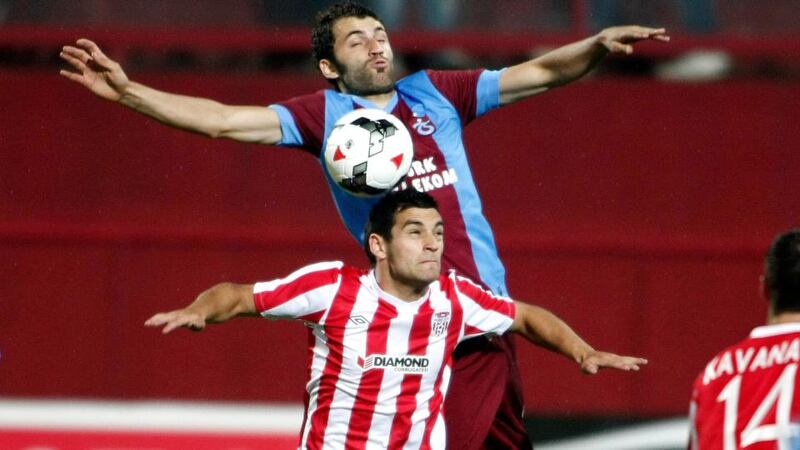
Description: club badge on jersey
432,311,451,337
411,104,436,136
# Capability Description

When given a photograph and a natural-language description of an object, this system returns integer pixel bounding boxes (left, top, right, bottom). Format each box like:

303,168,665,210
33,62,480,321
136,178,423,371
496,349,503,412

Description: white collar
750,322,800,339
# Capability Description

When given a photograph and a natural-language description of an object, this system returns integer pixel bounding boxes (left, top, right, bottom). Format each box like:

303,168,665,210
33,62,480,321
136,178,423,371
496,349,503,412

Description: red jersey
689,323,800,449
252,261,516,449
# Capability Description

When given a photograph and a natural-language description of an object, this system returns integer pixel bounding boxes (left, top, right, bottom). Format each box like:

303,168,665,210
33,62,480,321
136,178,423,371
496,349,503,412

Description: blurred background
1,0,799,448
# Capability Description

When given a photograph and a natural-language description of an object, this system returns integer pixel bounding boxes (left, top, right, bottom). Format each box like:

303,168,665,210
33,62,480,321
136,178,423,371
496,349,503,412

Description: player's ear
319,59,340,81
369,233,387,261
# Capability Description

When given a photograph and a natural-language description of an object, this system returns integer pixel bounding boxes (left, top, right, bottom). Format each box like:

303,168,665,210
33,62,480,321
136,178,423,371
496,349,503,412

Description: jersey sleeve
425,68,503,125
268,90,327,156
253,260,343,324
452,274,515,339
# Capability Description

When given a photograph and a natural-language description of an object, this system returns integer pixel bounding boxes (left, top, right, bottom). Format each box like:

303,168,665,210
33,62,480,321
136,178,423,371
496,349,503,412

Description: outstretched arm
511,302,647,374
60,38,282,144
145,282,258,334
499,26,670,105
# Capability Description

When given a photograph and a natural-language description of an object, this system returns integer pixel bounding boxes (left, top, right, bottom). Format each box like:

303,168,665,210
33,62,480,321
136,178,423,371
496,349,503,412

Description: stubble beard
337,61,395,97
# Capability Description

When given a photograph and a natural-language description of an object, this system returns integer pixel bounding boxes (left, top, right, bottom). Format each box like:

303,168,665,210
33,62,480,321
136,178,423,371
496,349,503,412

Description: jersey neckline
365,270,431,309
750,322,800,339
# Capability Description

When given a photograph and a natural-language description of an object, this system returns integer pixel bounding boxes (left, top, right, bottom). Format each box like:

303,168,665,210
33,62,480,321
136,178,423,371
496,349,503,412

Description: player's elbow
202,107,240,139
205,119,234,139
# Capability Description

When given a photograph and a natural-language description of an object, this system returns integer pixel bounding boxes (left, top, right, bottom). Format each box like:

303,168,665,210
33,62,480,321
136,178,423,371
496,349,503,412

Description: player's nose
423,235,440,252
367,38,384,55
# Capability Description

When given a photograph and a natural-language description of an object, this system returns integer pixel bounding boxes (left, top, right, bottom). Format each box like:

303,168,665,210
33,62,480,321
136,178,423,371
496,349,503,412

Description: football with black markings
323,109,414,197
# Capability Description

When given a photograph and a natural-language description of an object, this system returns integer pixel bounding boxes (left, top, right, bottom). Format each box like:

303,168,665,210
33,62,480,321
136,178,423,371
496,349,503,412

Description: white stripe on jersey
321,282,380,449
406,284,454,449
254,261,342,320
378,302,417,447
301,326,329,449
453,274,515,339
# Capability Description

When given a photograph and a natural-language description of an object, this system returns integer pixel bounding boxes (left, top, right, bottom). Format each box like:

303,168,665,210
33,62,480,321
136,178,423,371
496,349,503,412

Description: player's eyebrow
344,26,387,41
401,219,444,229
401,220,424,228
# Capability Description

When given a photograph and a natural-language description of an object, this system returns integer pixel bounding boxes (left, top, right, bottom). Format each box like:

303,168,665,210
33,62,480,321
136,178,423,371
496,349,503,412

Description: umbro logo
349,315,369,326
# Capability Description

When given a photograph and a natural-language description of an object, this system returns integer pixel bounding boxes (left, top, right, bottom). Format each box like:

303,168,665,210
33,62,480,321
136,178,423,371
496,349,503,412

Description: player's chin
371,73,394,89
418,264,440,281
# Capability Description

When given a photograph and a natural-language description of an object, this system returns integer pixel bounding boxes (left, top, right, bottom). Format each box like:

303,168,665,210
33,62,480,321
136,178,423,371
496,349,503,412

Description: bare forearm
529,35,608,87
118,82,281,143
145,282,256,333
186,282,256,323
499,26,668,105
120,82,234,138
499,35,606,104
61,38,281,144
512,302,594,364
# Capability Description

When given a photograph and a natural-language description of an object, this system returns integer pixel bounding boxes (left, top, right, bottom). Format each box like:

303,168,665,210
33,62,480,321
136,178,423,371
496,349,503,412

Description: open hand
598,26,670,55
60,38,130,101
580,350,648,374
145,310,207,334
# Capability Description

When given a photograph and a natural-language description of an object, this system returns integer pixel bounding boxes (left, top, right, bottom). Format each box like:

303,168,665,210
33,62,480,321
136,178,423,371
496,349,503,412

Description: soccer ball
324,108,414,197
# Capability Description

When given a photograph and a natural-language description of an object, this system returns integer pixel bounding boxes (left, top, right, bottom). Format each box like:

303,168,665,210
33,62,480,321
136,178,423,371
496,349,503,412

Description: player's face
329,16,395,96
384,207,444,290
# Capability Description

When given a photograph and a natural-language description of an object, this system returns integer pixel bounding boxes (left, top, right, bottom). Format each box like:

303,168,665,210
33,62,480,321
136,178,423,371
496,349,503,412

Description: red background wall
1,69,798,416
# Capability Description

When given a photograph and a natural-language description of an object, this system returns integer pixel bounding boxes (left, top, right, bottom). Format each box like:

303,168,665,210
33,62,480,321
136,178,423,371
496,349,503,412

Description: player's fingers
161,320,185,334
75,38,100,54
166,318,205,334
610,42,634,54
144,313,171,327
61,45,92,65
161,322,180,334
77,39,115,67
617,357,648,371
59,69,86,83
637,28,670,40
59,51,87,71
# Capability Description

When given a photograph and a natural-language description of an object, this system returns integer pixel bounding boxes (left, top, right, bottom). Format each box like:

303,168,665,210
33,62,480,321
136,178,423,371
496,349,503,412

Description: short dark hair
364,189,440,265
765,228,800,313
311,1,381,68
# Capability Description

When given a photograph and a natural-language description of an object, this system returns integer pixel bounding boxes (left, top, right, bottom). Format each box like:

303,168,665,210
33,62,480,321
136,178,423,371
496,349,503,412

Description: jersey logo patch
349,315,370,326
411,117,436,136
432,311,450,337
410,104,436,136
358,354,430,373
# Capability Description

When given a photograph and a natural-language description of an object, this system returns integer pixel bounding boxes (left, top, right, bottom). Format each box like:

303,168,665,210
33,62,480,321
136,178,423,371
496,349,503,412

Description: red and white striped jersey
689,323,800,449
252,261,516,450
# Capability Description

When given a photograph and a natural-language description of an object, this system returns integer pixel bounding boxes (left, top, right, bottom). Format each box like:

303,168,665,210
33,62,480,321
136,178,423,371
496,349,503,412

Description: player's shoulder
749,322,800,341
290,260,347,280
302,260,345,271
721,322,800,357
694,322,800,388
442,270,493,294
310,260,369,278
275,89,328,109
396,68,484,89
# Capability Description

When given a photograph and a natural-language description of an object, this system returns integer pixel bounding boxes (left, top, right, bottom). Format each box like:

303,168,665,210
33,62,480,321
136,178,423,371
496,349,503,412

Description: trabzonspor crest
324,109,414,197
